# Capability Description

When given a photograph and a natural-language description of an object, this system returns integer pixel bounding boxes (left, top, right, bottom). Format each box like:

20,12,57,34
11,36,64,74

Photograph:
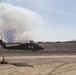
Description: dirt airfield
0,43,76,75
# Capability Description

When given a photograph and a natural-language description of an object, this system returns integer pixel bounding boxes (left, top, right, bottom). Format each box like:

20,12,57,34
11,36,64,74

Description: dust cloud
0,2,44,43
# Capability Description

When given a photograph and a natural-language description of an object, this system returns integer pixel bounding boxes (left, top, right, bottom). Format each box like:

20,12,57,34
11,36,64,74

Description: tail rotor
0,36,6,48
0,36,3,44
1,36,3,40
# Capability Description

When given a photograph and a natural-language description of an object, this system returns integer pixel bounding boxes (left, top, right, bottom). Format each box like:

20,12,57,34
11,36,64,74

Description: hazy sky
0,0,76,42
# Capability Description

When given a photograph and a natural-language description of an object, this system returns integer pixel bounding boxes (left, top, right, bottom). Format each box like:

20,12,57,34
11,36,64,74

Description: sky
0,0,76,42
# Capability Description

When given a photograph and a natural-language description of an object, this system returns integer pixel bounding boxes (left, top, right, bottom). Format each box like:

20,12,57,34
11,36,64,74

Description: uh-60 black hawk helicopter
0,36,44,51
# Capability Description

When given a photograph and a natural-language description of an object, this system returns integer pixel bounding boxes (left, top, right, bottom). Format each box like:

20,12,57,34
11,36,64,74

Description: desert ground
0,43,76,75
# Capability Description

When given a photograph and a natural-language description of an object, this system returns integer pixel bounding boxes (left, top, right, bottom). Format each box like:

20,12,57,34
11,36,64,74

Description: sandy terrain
0,43,76,75
0,56,76,75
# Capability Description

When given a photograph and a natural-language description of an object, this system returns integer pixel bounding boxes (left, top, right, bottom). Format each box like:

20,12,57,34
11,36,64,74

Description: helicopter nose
40,47,45,50
42,48,45,50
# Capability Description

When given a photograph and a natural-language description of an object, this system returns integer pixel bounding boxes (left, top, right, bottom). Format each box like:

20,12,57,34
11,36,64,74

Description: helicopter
0,36,44,51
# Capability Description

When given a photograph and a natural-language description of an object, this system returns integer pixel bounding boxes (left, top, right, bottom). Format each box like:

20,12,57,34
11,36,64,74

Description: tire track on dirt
47,63,76,75
47,63,66,75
